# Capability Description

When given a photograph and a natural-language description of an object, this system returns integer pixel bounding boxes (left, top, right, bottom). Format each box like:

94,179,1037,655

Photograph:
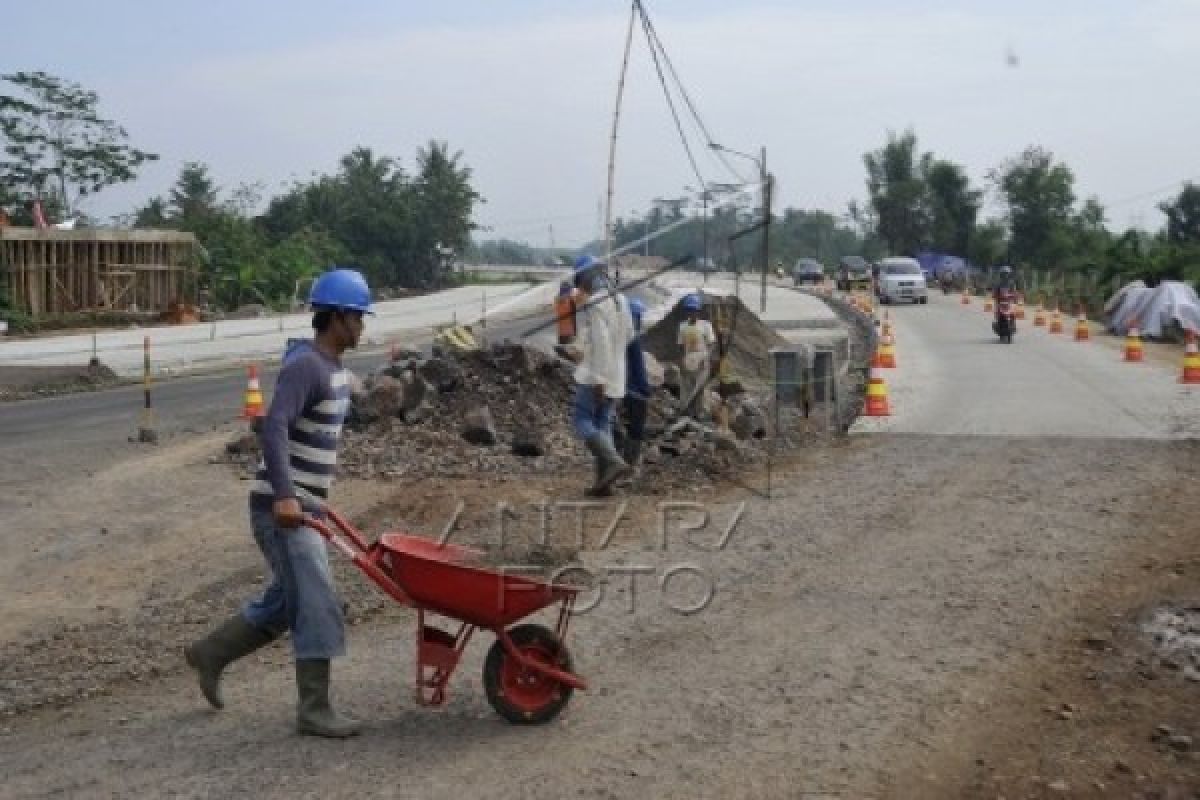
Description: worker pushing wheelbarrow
307,508,588,724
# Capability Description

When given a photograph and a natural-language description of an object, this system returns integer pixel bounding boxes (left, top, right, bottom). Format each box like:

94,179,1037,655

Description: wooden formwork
0,227,198,317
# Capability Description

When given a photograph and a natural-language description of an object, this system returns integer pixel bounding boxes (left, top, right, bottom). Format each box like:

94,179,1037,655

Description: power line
1106,174,1200,209
637,2,747,185
635,0,706,191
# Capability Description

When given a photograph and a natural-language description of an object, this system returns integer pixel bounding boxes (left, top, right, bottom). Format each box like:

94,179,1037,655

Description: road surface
1,286,1197,799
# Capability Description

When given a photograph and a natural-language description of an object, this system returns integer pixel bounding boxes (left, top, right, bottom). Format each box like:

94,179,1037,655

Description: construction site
4,2,1200,798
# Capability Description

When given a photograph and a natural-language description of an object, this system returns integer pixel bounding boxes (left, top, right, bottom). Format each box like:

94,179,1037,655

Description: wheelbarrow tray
376,533,577,629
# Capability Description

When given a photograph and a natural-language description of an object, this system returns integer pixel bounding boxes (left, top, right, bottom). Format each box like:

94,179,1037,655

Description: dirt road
2,292,1198,798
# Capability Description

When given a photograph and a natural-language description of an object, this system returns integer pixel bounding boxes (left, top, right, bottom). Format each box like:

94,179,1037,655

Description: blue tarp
916,252,968,278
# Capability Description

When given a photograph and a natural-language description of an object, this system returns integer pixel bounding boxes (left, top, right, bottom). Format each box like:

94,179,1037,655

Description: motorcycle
992,291,1016,344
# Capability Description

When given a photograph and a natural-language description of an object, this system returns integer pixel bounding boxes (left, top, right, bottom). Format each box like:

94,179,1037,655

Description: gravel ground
1,435,1196,798
3,287,1198,798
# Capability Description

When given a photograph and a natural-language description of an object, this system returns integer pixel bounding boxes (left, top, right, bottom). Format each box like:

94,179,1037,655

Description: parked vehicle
792,258,825,286
876,257,929,304
836,256,872,292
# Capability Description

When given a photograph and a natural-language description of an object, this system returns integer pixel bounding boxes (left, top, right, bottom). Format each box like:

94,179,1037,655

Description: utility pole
759,146,771,315
702,187,709,286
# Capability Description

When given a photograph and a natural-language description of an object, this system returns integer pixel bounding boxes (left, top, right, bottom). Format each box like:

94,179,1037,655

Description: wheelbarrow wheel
483,624,574,725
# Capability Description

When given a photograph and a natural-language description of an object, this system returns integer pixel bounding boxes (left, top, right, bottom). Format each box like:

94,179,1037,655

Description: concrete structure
0,227,198,317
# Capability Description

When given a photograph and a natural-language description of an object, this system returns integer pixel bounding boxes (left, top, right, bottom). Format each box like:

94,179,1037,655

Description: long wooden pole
603,1,639,263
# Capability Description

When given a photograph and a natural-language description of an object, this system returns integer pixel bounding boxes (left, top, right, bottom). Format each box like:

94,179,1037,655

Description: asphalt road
851,291,1200,439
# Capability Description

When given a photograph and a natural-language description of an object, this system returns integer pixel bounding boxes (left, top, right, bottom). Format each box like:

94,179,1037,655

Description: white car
876,257,928,304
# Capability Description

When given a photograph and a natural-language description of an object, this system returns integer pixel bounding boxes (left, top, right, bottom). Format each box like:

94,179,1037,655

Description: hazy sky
6,0,1199,247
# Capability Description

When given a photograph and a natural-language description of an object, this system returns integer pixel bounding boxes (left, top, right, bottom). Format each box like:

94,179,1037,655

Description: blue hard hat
309,268,373,313
628,297,646,325
682,293,703,312
574,254,605,273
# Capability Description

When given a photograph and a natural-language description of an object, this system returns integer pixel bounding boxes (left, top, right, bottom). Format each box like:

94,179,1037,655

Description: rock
712,430,740,453
512,426,546,457
1113,759,1133,774
1167,734,1192,752
400,376,435,415
419,356,465,393
462,405,498,446
1083,634,1111,651
365,374,405,418
730,398,767,440
1046,779,1069,793
643,352,665,388
663,364,681,393
1154,724,1174,740
224,433,259,456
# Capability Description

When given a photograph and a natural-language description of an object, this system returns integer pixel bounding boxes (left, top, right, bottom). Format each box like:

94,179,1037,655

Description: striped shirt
250,347,350,512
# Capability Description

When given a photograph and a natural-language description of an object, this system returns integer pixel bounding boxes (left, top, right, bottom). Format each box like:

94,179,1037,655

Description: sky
5,0,1199,247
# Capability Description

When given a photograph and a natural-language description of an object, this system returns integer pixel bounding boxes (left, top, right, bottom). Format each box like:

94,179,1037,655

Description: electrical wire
637,2,747,185
635,0,707,193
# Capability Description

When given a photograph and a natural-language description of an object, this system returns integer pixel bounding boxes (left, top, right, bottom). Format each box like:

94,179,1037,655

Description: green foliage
924,159,981,255
260,142,479,290
989,146,1077,267
0,71,157,216
863,130,931,255
1160,183,1200,246
466,238,544,266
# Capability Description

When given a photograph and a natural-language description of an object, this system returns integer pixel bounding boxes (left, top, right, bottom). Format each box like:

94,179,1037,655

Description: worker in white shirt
676,293,717,418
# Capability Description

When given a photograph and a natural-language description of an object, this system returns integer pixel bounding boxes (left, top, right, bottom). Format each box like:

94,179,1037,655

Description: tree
989,146,1076,267
168,162,219,223
0,71,157,216
923,159,981,255
863,130,931,255
411,140,482,285
967,219,1008,267
1160,183,1200,246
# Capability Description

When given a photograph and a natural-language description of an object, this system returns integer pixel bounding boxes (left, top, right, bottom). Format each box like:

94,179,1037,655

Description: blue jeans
241,507,346,660
572,383,615,440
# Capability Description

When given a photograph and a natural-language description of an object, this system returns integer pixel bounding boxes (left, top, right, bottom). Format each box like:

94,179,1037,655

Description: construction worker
563,255,634,496
621,297,650,474
677,293,716,418
554,280,579,344
185,267,370,739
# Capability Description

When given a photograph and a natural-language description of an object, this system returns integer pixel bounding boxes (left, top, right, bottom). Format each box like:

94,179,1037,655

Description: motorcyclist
992,266,1017,339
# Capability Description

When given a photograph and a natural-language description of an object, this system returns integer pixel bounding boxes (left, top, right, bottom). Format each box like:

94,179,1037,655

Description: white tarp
1106,280,1200,337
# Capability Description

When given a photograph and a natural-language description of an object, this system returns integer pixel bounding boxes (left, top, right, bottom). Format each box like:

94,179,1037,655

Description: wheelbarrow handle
304,507,372,554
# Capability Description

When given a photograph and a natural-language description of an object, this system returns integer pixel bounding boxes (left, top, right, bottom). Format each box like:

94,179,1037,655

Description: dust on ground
886,441,1200,799
0,361,121,401
2,436,1197,800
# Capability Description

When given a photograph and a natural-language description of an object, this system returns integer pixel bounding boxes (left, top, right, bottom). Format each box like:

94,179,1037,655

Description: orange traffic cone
878,334,897,368
242,364,265,419
1124,319,1144,363
1049,306,1064,335
961,288,971,305
1074,305,1090,342
983,297,994,313
1181,331,1200,384
1033,303,1046,327
864,367,891,416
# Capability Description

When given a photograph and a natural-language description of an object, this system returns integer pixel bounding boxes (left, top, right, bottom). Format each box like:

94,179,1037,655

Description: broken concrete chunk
511,426,546,457
462,405,498,446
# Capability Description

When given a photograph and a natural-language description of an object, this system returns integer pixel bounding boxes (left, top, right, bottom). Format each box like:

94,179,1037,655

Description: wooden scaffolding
0,227,198,317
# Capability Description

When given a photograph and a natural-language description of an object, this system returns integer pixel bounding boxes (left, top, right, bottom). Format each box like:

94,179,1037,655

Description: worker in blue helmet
186,267,369,739
617,297,650,479
677,293,715,418
562,255,635,495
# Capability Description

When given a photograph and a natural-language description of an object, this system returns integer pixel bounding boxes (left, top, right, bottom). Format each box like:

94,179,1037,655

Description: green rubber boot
295,659,361,738
184,614,277,709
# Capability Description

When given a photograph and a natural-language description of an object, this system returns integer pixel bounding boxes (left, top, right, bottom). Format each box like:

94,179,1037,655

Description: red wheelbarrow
305,508,587,724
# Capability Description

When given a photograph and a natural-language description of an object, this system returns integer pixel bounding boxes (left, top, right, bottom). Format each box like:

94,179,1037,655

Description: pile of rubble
222,337,797,494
